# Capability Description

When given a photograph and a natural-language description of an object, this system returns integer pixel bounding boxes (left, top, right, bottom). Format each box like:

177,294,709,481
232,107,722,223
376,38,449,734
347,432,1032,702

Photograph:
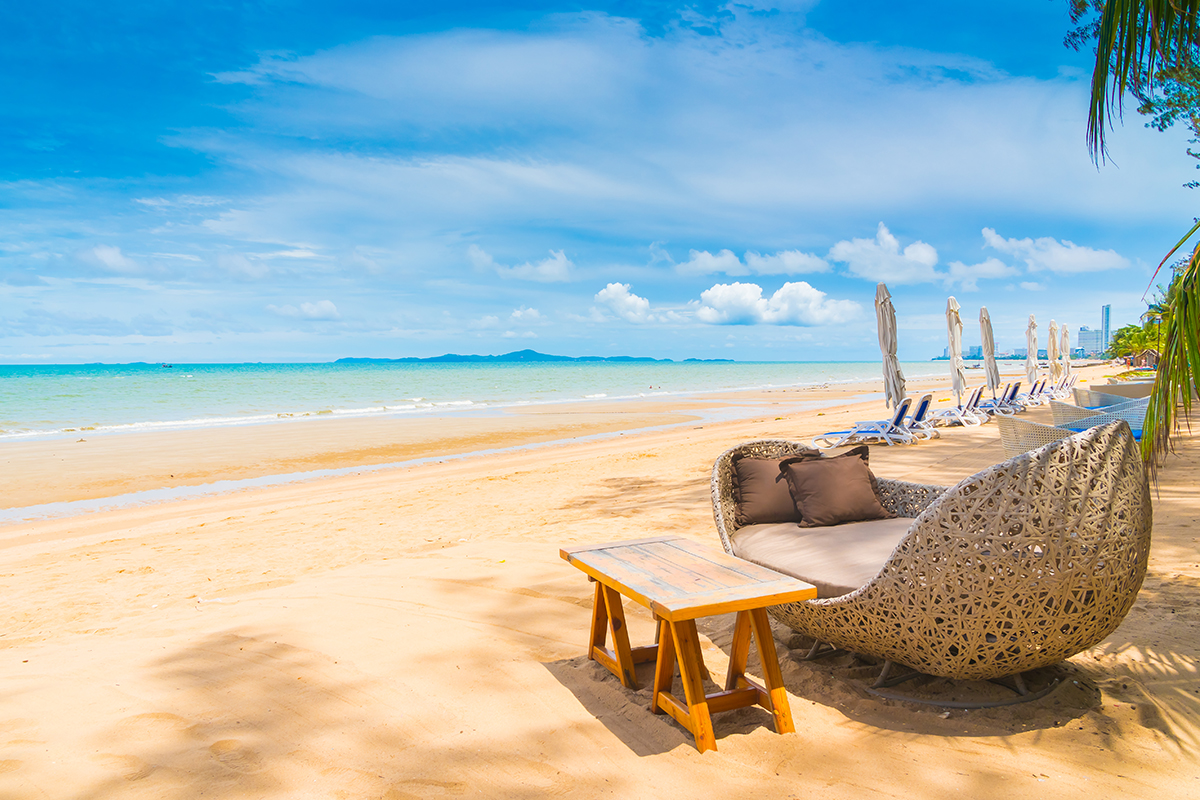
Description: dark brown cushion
781,450,895,527
732,451,817,526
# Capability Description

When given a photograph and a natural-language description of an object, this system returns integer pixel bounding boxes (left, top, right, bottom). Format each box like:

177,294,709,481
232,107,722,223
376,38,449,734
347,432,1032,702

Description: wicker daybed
711,422,1151,682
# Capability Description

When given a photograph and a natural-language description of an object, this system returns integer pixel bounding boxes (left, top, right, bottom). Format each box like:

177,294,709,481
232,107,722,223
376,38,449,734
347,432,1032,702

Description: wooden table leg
749,608,795,735
586,581,659,690
725,610,753,692
650,617,675,715
602,585,638,688
670,620,717,753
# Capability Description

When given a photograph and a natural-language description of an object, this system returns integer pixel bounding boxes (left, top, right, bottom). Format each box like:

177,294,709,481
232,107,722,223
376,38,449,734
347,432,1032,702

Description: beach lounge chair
978,382,1023,417
928,385,986,427
902,393,939,440
1048,374,1078,400
976,383,1012,416
812,397,915,449
711,422,1151,692
1016,378,1047,407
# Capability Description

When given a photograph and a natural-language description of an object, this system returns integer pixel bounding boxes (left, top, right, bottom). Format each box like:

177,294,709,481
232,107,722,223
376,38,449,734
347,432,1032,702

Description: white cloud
502,330,537,338
469,245,573,282
744,250,830,275
469,315,500,329
1019,281,1045,291
594,282,652,323
263,249,322,259
696,281,860,326
267,300,341,320
510,306,541,320
676,249,744,275
219,253,270,279
467,244,495,271
982,228,1130,273
675,248,828,276
88,245,139,274
828,223,939,283
945,257,1019,291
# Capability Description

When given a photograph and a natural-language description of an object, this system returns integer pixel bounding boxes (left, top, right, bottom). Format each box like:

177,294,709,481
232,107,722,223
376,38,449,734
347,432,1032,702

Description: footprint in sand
209,739,265,773
91,753,155,781
383,779,466,799
0,760,22,774
114,712,192,743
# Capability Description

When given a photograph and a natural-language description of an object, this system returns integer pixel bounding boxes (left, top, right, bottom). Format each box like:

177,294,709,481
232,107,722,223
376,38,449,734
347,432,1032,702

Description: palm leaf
1142,240,1200,479
1087,0,1200,161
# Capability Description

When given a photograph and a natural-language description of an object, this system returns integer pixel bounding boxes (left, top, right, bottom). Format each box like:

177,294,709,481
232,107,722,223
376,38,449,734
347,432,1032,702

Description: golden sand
1,364,1196,798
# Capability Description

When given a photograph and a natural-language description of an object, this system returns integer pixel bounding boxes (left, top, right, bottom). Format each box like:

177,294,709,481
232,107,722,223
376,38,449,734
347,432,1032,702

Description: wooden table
560,535,817,753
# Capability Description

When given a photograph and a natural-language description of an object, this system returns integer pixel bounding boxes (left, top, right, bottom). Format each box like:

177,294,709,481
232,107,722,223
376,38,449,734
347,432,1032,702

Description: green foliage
1109,321,1160,356
1142,230,1200,475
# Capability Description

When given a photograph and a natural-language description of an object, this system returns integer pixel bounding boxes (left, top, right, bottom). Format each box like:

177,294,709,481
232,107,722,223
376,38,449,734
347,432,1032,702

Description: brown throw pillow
780,450,895,528
732,452,817,526
780,445,887,505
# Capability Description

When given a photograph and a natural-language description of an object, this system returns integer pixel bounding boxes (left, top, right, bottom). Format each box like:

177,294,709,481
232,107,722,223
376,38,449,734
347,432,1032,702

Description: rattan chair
1051,397,1148,429
711,422,1151,682
1072,388,1133,408
996,416,1075,458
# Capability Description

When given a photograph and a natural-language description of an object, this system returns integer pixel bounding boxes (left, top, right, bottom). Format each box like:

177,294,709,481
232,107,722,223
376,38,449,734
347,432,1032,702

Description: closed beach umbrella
1025,314,1038,386
946,296,967,406
1061,325,1072,377
979,306,1001,398
875,283,906,409
1047,319,1061,382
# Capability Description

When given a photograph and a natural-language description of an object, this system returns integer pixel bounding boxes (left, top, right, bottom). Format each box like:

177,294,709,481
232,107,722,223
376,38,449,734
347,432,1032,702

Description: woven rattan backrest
869,421,1151,677
996,416,1074,458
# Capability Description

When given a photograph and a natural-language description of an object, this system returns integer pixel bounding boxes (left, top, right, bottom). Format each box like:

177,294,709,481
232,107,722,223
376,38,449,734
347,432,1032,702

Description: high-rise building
1078,326,1103,355
1101,304,1111,349
967,345,983,359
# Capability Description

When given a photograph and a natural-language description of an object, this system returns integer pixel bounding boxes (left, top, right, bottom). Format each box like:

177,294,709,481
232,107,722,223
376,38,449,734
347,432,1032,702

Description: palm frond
1088,0,1200,161
1142,241,1200,478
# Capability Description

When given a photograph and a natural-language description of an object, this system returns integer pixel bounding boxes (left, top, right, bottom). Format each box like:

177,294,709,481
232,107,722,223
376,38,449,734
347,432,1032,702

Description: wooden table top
560,535,816,622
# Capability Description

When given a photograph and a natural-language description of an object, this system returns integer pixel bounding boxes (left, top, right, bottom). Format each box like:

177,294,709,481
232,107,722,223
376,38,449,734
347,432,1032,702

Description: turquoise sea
0,360,958,440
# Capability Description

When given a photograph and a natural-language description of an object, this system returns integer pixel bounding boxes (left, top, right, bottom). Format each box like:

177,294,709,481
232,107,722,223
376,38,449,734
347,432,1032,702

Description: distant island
336,349,734,364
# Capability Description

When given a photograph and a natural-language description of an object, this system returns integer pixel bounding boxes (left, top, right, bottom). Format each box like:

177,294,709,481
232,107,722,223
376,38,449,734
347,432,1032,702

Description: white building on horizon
1079,326,1104,356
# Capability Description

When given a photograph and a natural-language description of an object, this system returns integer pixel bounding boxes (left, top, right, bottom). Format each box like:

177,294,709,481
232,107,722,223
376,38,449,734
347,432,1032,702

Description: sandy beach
2,364,1197,798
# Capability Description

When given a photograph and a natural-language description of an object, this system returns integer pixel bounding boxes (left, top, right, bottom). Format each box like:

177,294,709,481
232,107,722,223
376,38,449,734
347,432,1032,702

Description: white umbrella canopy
1025,314,1039,387
946,296,967,405
980,306,1001,398
875,283,906,409
1047,320,1062,382
1061,326,1072,377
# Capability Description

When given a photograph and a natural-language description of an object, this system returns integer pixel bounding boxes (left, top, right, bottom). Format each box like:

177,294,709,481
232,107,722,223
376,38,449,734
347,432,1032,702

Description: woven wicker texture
711,423,1151,680
1050,398,1148,430
1072,388,1130,408
996,416,1075,459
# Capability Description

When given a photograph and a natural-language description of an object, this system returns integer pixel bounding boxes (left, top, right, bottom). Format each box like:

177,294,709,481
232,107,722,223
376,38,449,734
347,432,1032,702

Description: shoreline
0,382,890,518
0,367,1113,519
0,358,1036,442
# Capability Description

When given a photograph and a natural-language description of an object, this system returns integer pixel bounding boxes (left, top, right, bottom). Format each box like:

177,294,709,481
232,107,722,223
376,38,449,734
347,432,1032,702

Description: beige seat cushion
730,517,914,599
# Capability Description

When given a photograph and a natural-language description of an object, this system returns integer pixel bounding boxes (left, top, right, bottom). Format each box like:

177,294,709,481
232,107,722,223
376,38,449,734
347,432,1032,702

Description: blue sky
0,0,1193,363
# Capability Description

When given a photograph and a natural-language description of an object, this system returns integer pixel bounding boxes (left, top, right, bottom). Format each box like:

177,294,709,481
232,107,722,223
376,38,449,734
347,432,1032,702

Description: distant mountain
335,349,733,364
